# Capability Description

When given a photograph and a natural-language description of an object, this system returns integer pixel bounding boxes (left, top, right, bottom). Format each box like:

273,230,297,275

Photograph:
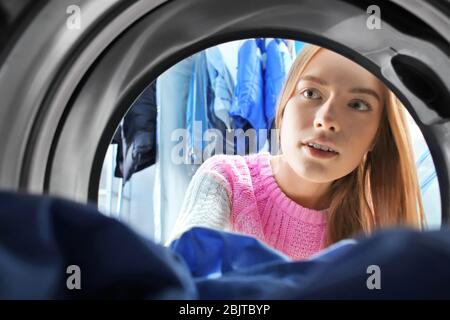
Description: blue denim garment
186,49,235,165
169,227,290,279
205,47,234,131
195,228,450,299
0,191,196,299
230,39,293,153
264,38,293,126
186,51,210,167
229,39,265,133
1,190,449,299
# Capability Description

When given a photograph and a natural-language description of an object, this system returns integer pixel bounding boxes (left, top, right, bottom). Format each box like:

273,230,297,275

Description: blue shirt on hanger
230,38,293,153
265,38,293,127
186,48,236,165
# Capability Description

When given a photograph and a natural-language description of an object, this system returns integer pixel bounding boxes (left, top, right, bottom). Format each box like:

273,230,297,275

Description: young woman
168,44,425,260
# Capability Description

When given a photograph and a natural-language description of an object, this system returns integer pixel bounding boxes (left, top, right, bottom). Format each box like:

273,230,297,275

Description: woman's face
280,49,385,183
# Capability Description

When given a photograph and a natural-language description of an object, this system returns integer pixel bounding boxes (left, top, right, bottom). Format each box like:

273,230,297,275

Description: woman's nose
313,101,340,132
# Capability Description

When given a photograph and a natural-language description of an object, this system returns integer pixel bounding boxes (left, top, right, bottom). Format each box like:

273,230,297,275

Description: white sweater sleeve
166,164,232,245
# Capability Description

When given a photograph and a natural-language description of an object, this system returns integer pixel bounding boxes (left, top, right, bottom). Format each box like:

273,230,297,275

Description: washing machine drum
0,0,448,222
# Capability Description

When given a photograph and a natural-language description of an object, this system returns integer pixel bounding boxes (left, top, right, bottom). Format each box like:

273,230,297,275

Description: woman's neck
270,154,332,211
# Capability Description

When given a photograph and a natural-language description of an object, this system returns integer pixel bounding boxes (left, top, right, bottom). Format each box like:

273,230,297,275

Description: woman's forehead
301,49,384,92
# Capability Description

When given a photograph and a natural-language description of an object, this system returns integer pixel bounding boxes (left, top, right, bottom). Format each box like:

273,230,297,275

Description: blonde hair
274,44,426,245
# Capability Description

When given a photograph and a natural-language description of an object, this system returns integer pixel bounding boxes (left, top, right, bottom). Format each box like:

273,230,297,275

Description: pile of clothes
1,190,449,299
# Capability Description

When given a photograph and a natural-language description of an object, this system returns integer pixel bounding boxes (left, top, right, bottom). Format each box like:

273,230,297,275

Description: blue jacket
229,38,293,151
265,38,292,126
229,39,265,132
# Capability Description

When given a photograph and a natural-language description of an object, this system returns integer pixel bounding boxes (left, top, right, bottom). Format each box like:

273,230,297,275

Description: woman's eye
302,89,321,99
349,100,372,111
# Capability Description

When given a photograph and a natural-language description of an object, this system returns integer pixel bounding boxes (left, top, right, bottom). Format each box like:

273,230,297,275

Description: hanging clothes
205,47,234,131
205,47,236,157
156,49,235,243
186,51,211,168
155,55,196,243
264,38,293,128
111,127,124,178
416,149,440,228
186,47,235,169
112,81,157,183
265,39,293,153
229,38,293,154
229,38,265,154
295,40,305,55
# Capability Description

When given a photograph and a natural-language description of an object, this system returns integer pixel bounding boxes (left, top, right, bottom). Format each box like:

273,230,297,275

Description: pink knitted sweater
190,152,329,260
224,153,327,259
174,152,328,260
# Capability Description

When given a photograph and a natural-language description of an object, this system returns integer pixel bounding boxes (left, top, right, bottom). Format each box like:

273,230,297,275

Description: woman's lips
302,143,339,159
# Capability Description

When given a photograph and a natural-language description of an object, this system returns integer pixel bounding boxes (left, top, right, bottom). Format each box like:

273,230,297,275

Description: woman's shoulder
199,153,246,173
198,152,271,182
200,152,269,171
